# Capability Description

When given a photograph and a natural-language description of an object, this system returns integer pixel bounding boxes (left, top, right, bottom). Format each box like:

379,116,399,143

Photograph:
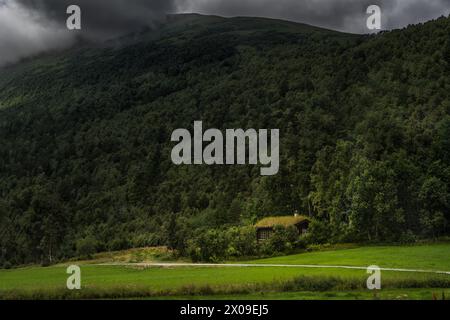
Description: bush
399,230,418,244
226,226,258,257
187,226,259,262
108,238,130,252
260,225,299,255
295,236,309,249
187,229,228,262
76,236,98,259
306,220,333,244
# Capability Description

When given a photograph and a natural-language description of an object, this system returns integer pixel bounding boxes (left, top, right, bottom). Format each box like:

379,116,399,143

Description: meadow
245,243,450,270
0,243,449,300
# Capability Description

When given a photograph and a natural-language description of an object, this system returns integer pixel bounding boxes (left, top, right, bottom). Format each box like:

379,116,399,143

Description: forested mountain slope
0,14,449,265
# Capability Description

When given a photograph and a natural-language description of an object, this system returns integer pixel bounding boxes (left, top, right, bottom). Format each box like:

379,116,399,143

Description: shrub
399,230,418,244
187,226,259,261
108,237,130,252
76,236,98,259
187,229,228,262
226,226,258,257
306,220,333,244
258,225,300,255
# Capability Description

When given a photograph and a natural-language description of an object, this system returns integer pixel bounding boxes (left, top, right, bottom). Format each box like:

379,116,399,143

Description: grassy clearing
1,243,449,299
69,246,178,265
246,243,450,270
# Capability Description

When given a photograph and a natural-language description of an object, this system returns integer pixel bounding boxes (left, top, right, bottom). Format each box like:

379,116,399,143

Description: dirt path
96,262,450,275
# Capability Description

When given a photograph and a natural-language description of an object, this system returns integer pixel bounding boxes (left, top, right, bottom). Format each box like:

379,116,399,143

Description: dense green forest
0,14,449,266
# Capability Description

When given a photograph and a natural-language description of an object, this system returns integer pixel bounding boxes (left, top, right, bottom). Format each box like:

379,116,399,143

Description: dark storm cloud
179,0,450,33
0,1,74,66
384,0,450,30
16,0,177,39
0,0,176,66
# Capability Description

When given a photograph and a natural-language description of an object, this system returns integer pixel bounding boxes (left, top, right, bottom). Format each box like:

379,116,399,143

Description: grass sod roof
255,215,309,229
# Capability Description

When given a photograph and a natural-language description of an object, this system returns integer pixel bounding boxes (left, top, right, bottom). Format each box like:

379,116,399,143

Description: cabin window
258,229,271,240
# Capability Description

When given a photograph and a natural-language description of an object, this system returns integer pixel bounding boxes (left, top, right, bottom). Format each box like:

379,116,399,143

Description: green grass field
245,243,450,270
1,243,449,300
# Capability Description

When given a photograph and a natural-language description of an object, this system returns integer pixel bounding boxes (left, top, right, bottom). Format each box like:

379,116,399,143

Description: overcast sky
179,0,450,33
1,0,450,66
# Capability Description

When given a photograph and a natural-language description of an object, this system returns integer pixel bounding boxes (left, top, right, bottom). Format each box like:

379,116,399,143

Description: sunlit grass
1,243,449,299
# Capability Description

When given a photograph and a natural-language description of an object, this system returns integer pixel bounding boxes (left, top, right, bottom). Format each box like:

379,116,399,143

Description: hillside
0,14,449,266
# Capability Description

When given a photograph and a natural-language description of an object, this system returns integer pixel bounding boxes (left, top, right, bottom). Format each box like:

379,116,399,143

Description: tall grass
2,275,449,300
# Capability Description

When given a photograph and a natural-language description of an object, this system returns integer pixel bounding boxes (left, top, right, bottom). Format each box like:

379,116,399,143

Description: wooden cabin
255,214,310,242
